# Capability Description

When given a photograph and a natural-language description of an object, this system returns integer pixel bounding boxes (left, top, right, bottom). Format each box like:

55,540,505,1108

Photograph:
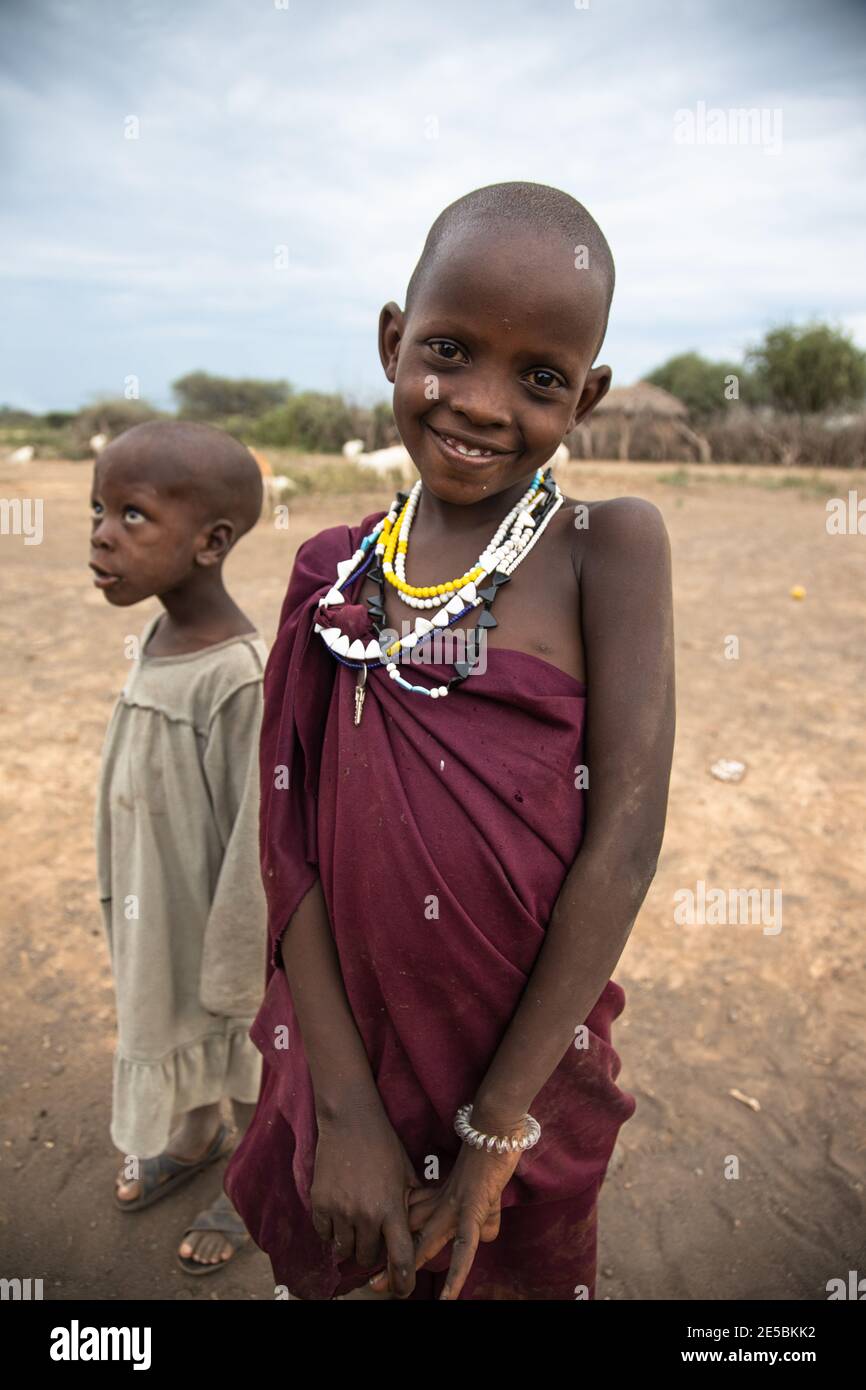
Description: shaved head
99,420,263,540
405,181,615,358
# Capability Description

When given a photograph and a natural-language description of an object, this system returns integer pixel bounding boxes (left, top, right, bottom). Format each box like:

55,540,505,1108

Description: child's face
89,450,213,606
380,225,611,502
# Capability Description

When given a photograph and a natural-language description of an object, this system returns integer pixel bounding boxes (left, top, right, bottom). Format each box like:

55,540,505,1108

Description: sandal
114,1121,233,1213
176,1192,250,1276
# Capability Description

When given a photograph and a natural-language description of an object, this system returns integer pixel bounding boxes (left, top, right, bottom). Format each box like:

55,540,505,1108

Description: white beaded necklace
314,468,565,685
383,471,549,610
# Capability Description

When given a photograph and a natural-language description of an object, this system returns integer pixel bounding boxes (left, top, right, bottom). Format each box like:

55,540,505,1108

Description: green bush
250,392,357,452
646,352,763,416
67,399,165,454
0,406,37,428
173,371,292,420
747,323,866,415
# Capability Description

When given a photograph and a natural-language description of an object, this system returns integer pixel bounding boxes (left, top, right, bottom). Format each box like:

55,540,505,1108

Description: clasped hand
311,1100,523,1300
368,1138,524,1300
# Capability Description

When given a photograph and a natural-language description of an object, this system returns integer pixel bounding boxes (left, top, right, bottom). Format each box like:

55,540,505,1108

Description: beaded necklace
313,465,564,723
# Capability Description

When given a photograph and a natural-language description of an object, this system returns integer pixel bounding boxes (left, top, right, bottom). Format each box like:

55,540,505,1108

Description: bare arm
277,876,381,1122
473,496,676,1131
277,876,422,1293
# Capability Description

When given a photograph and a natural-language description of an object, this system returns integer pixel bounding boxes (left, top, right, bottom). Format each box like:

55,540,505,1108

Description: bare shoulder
564,494,670,582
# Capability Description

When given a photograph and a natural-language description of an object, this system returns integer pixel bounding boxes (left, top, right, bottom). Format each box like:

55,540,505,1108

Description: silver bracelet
453,1103,541,1155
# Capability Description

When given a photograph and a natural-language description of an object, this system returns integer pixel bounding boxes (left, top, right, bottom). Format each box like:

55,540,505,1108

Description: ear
568,365,612,430
196,519,235,568
378,301,405,382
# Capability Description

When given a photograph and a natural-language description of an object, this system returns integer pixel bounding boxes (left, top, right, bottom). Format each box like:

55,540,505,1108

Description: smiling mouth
426,425,514,463
89,563,121,589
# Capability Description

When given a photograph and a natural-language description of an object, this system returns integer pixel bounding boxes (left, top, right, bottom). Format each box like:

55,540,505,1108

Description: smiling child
224,181,676,1300
92,421,269,1274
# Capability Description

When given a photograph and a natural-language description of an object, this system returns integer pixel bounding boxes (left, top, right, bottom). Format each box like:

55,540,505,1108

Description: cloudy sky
2,0,865,412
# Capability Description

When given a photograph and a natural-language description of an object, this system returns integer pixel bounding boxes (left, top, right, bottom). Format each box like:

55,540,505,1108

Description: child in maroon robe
225,181,675,1300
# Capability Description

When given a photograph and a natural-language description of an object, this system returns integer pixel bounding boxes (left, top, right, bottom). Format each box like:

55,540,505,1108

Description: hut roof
593,381,688,418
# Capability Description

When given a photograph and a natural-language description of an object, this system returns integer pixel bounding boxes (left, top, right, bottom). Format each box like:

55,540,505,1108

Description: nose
447,368,512,431
90,515,116,549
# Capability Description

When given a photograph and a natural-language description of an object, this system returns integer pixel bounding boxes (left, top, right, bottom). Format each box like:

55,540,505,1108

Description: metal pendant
353,662,368,726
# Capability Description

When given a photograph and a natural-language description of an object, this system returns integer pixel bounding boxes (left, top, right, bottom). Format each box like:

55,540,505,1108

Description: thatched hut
586,380,711,462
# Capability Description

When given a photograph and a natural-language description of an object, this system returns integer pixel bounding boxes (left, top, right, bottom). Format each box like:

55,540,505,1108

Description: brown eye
428,340,467,363
526,369,563,390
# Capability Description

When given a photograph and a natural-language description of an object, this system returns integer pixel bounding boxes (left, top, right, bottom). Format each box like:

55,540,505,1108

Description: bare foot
177,1191,247,1268
115,1104,223,1203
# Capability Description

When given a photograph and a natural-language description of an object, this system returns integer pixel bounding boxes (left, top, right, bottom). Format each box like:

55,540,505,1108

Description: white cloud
1,0,864,409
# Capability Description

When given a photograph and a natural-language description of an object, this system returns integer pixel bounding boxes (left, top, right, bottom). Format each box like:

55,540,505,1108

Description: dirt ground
1,456,864,1302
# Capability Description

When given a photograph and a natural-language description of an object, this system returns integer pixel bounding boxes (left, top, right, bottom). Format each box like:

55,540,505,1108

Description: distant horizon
0,352,759,419
2,328,854,420
3,0,865,413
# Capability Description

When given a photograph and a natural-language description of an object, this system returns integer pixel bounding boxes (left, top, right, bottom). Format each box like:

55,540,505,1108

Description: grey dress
95,614,269,1159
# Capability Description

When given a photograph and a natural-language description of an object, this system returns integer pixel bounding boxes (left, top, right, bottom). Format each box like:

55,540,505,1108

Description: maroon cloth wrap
224,512,636,1300
316,597,377,643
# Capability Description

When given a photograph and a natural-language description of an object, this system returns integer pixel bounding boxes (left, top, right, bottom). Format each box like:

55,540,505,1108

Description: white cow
248,447,296,514
8,445,35,465
343,439,416,484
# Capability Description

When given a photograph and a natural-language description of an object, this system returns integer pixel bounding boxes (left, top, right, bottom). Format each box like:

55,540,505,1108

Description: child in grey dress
91,420,268,1274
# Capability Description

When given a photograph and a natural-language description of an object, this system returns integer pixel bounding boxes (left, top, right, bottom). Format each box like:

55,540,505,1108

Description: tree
747,323,866,415
251,392,356,453
172,371,292,421
73,398,163,440
645,351,756,416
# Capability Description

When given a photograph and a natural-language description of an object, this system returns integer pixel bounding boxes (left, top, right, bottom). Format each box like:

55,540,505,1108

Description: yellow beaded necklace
379,471,548,605
379,499,484,599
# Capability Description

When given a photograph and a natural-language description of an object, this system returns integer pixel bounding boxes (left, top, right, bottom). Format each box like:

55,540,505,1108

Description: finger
480,1206,501,1242
439,1217,481,1301
408,1184,436,1206
380,1212,418,1299
355,1219,386,1272
407,1193,439,1232
372,1200,453,1284
412,1207,457,1272
370,1201,454,1290
366,1178,428,1290
311,1207,334,1244
331,1215,356,1263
